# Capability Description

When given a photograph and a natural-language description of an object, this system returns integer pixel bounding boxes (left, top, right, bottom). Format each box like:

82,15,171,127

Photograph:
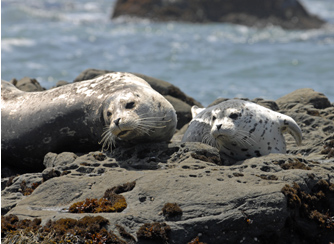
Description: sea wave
2,38,36,52
2,0,111,25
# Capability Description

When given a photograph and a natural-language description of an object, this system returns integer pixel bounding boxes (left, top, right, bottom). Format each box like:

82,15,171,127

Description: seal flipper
279,114,302,146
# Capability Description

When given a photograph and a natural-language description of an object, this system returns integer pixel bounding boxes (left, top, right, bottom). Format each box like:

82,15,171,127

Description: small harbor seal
1,72,177,171
182,99,302,160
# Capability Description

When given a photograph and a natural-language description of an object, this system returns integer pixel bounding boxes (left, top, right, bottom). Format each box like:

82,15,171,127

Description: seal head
100,86,177,150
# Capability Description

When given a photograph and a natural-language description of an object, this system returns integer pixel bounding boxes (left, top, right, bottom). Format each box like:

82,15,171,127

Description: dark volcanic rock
111,0,325,29
73,68,202,129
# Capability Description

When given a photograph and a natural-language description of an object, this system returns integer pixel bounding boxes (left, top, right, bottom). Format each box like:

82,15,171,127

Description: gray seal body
1,73,177,171
182,99,302,160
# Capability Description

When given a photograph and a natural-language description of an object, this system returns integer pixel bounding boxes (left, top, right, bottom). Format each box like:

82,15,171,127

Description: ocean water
2,0,334,106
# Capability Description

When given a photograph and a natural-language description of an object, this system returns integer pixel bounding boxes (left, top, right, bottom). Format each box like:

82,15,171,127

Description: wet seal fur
1,72,177,170
182,99,302,160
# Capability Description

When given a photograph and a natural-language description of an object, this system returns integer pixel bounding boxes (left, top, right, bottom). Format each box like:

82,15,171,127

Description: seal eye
107,111,112,117
212,116,216,121
229,113,239,120
125,102,135,109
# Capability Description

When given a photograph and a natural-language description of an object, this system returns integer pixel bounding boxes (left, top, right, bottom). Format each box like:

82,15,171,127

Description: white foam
2,38,35,52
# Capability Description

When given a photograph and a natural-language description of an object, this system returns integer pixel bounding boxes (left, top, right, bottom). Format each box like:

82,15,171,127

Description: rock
43,152,78,168
276,88,332,110
164,95,192,130
2,147,334,243
1,173,42,215
251,98,280,111
131,72,201,108
111,0,325,29
73,68,202,129
10,77,45,92
1,84,334,243
55,80,69,87
72,68,110,83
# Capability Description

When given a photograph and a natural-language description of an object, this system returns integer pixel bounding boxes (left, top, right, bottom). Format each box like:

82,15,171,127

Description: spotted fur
182,99,302,160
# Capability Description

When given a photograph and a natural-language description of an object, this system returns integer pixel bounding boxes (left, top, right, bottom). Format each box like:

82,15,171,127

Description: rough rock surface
111,0,325,29
2,79,334,243
2,146,334,243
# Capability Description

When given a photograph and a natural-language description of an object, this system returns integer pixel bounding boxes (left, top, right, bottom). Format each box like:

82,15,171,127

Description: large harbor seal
1,72,177,171
182,99,302,160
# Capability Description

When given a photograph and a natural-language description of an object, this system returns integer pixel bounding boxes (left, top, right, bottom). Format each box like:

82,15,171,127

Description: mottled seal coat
1,73,177,170
182,99,302,160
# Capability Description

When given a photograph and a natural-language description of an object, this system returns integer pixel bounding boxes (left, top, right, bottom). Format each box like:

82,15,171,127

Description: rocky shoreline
2,70,334,243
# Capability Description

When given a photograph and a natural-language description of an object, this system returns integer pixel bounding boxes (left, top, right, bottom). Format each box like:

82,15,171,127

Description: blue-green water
2,0,334,106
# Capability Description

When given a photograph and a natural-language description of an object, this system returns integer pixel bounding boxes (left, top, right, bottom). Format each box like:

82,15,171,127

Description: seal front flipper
279,114,302,146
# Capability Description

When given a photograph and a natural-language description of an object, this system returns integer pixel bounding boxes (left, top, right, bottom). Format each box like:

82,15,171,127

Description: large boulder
111,0,325,29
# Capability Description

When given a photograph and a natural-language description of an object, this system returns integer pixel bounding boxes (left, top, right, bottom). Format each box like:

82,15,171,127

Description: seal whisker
215,139,224,150
138,118,172,124
99,127,116,151
137,121,168,129
135,125,152,136
231,132,251,147
138,116,167,119
202,133,216,147
235,130,258,146
139,124,167,129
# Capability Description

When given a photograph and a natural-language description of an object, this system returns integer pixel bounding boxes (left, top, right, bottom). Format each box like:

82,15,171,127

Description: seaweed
281,179,334,230
162,203,183,218
280,158,311,170
187,236,207,244
191,153,220,165
5,175,19,188
93,152,107,161
104,181,136,195
69,181,135,214
20,180,41,196
2,215,126,244
68,195,127,213
1,214,41,239
137,222,171,244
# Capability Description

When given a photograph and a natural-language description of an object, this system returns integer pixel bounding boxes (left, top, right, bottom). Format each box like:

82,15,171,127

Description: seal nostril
216,124,222,130
114,118,121,126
